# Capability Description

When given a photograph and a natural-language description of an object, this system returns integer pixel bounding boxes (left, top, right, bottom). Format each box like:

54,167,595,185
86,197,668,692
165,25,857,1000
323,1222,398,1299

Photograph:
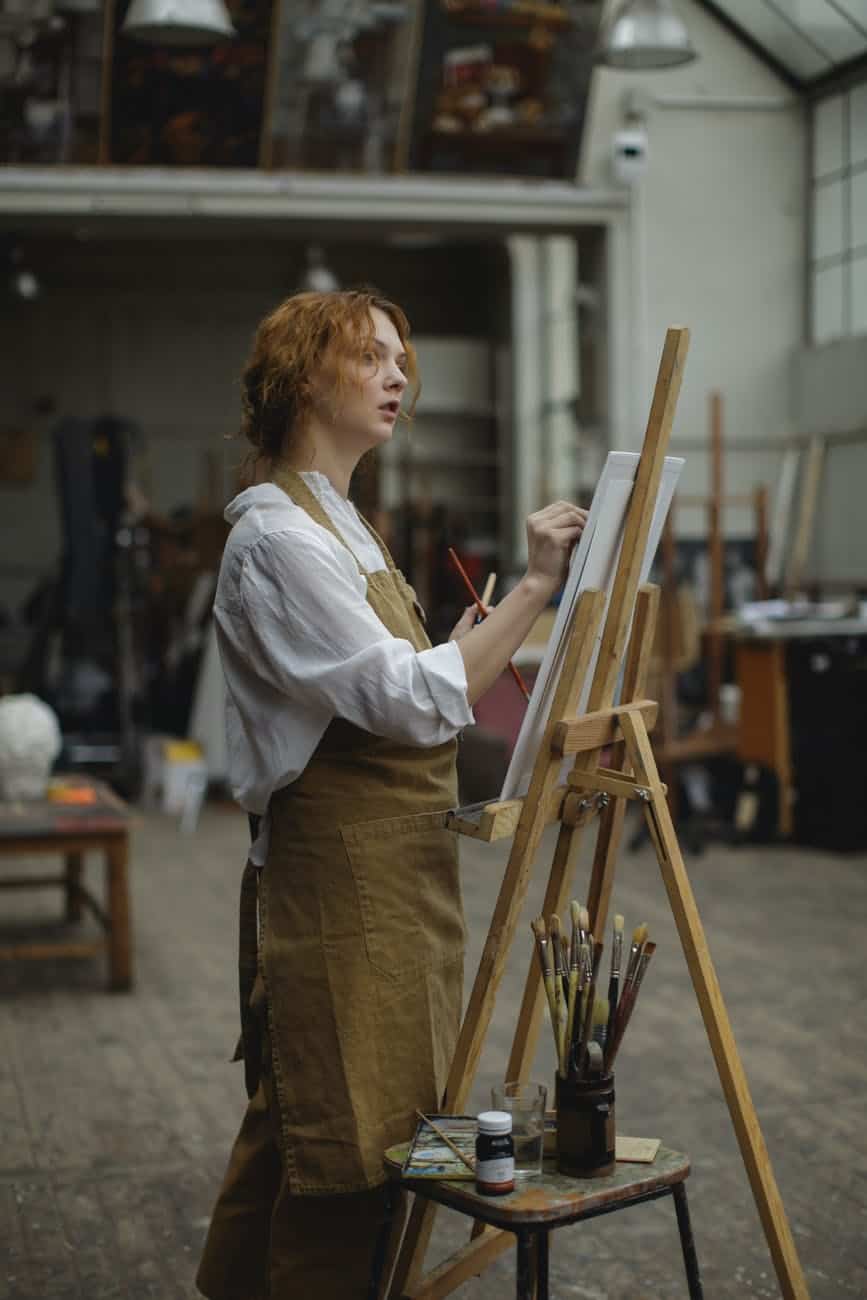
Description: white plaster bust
0,694,62,800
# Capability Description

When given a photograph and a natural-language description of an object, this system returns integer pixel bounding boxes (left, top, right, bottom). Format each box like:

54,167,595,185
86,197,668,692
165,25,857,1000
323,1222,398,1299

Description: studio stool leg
536,1230,550,1300
367,1181,397,1300
672,1182,704,1299
516,1230,534,1300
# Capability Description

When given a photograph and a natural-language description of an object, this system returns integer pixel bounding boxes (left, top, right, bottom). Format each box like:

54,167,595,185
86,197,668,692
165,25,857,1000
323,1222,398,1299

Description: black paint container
555,1073,616,1178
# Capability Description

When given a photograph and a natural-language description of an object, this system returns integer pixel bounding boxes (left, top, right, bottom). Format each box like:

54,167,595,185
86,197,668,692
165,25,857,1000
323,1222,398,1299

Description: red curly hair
239,288,420,463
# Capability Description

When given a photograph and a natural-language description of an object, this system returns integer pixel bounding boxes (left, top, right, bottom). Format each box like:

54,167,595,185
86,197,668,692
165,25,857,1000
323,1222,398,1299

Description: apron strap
234,853,264,1099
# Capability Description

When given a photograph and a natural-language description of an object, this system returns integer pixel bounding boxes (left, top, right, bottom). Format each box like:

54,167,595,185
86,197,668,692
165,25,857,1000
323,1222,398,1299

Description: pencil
447,547,532,702
415,1109,476,1173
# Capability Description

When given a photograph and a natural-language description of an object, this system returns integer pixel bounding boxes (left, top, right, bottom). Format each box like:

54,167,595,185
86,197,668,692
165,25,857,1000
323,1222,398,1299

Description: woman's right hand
454,499,588,705
525,501,588,594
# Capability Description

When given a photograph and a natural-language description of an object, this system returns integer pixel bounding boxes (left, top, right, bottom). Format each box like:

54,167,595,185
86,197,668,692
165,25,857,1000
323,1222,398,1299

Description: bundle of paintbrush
531,907,656,1081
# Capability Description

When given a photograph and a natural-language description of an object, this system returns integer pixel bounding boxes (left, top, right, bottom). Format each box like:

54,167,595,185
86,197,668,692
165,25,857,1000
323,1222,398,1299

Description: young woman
196,289,587,1299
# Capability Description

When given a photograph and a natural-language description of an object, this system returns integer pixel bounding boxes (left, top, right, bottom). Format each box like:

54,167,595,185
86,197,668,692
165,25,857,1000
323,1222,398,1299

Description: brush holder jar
555,1072,615,1178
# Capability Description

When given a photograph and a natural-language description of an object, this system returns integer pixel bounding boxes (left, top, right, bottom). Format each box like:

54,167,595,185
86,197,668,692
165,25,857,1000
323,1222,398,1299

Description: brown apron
198,469,465,1291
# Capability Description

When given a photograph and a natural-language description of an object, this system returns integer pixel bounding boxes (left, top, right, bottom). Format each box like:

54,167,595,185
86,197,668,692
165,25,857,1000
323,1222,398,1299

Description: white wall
581,0,806,538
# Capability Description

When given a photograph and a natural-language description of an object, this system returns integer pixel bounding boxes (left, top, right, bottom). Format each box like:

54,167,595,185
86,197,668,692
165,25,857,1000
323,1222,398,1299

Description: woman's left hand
448,605,477,641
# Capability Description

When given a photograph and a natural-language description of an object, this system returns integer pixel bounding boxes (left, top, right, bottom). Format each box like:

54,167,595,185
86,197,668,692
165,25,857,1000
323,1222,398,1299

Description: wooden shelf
443,0,572,31
427,125,566,152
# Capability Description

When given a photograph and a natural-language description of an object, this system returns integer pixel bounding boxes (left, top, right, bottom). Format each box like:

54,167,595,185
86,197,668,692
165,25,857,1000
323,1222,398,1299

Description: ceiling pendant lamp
596,0,697,70
121,0,236,46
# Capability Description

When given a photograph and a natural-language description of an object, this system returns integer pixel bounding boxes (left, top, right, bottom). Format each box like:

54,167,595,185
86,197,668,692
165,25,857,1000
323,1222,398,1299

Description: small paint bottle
475,1110,515,1195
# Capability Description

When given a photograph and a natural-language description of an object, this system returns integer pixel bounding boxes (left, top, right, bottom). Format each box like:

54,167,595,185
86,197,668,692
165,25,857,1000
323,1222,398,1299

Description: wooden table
0,776,133,990
374,1143,702,1300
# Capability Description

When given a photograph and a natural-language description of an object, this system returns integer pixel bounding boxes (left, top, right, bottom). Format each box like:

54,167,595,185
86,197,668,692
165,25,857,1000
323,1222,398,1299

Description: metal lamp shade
121,0,236,46
597,0,697,70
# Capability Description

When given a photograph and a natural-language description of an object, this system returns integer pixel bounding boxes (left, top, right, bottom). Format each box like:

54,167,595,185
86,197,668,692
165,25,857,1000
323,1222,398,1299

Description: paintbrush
592,995,610,1049
605,913,624,1047
568,941,590,1075
564,928,582,1079
549,913,569,1004
415,1110,476,1173
480,571,497,608
548,914,569,1073
577,939,604,1075
584,1041,604,1075
569,900,581,972
447,547,531,701
531,916,562,1068
608,923,647,1059
623,921,648,992
605,941,656,1073
579,905,590,954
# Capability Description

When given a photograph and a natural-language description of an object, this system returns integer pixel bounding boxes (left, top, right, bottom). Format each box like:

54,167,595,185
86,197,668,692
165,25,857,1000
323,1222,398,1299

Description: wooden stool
373,1143,703,1300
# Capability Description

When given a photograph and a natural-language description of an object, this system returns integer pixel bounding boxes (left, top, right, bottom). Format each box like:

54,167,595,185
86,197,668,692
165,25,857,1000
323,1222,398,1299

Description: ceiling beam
693,0,806,93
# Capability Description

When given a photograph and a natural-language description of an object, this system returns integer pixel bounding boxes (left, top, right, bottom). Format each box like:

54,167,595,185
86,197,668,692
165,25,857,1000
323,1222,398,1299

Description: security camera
612,125,649,185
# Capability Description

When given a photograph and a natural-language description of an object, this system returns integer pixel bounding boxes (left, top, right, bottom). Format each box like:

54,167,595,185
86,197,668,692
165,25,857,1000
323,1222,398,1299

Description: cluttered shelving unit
411,0,588,178
0,0,601,180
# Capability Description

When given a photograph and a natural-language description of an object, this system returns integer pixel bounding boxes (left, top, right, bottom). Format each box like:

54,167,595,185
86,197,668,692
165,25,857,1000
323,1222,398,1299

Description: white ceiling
701,0,867,86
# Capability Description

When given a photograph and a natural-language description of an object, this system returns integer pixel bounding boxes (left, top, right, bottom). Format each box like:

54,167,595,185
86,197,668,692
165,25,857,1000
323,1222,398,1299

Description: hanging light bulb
596,0,697,70
121,0,236,47
4,243,41,301
300,245,340,293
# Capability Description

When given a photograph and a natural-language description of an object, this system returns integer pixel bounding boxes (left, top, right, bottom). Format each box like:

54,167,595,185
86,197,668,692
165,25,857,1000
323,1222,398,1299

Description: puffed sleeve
238,527,474,747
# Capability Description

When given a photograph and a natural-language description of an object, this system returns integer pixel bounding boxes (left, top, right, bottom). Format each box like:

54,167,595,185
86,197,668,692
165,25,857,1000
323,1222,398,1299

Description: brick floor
0,800,863,1298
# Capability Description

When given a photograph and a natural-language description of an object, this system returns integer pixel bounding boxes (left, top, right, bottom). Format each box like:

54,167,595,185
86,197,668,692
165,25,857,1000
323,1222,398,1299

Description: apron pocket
340,811,465,983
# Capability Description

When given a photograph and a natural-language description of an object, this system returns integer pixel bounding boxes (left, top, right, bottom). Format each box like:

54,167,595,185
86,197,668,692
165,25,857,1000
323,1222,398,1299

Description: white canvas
500,452,685,801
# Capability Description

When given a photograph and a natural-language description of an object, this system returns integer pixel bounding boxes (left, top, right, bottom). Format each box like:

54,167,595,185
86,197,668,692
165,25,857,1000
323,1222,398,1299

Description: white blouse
215,475,474,860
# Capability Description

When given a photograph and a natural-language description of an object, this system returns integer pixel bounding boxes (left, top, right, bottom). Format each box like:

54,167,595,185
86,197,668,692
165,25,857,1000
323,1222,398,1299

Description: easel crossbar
567,765,667,801
551,699,658,756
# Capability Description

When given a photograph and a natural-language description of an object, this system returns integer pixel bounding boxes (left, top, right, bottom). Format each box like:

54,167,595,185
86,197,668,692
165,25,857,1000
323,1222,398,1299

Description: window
809,79,867,344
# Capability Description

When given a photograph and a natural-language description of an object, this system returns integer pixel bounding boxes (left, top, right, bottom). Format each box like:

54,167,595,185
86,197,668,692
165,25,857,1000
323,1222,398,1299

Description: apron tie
234,819,264,1099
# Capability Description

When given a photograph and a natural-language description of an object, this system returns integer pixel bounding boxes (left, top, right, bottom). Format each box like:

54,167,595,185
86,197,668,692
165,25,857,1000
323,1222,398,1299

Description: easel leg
585,585,659,938
620,709,809,1300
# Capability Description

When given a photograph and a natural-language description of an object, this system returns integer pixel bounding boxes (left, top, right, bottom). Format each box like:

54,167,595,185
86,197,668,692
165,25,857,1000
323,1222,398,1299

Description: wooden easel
384,327,809,1300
